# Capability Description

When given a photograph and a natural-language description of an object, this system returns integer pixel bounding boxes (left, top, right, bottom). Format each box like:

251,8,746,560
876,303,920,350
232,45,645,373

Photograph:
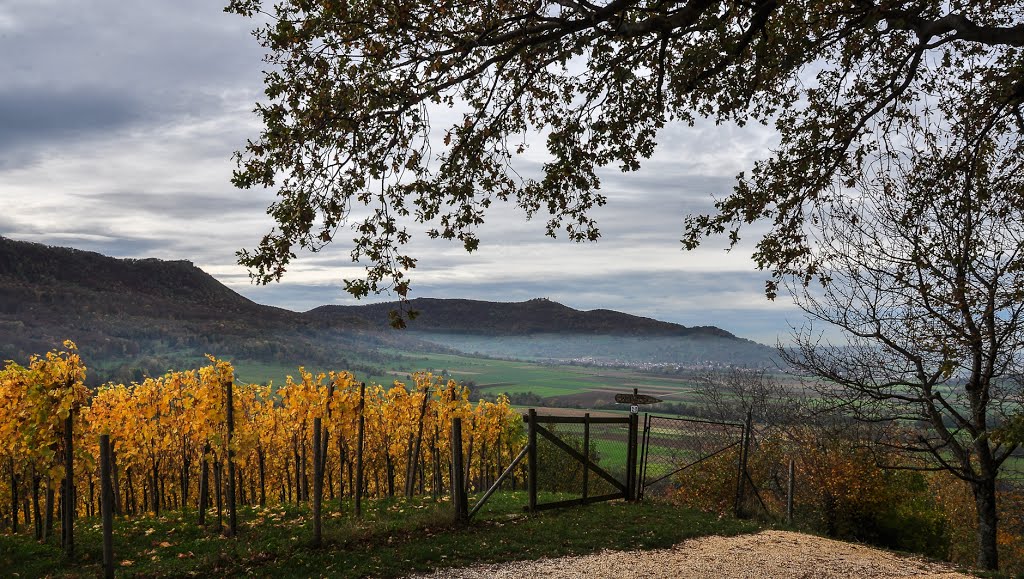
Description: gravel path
410,530,970,578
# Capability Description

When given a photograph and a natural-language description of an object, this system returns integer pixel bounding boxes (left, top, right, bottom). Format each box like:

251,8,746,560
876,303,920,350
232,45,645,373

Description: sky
0,0,801,345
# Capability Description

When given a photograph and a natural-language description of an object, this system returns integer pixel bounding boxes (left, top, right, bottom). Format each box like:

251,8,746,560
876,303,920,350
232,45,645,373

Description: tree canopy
225,0,1024,320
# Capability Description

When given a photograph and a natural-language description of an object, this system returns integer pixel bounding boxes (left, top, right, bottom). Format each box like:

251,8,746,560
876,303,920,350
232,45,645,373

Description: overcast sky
0,0,801,344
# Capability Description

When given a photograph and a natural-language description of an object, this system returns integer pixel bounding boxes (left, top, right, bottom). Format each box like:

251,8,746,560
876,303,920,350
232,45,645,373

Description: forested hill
0,237,417,384
312,297,736,338
312,298,777,366
0,235,275,316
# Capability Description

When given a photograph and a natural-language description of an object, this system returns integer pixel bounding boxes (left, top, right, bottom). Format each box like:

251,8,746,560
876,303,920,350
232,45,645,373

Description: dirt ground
410,530,971,578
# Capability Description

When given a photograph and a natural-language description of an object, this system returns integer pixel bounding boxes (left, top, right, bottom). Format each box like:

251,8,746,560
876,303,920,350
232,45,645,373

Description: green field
232,349,798,422
389,351,702,402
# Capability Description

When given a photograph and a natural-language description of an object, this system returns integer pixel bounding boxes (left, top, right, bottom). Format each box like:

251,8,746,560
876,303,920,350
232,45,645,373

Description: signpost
616,388,660,500
614,389,662,406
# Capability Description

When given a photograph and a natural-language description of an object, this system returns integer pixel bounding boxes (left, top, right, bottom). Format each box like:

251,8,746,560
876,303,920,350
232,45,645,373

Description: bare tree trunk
385,452,395,498
88,473,94,518
125,466,135,515
972,478,999,570
301,435,309,504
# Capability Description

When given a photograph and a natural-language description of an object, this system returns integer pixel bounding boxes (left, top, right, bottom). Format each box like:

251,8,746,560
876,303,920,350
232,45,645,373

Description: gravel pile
410,530,970,578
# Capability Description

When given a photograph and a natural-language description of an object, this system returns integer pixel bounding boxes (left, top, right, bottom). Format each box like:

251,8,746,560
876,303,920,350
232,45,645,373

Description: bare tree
691,367,801,428
784,102,1024,569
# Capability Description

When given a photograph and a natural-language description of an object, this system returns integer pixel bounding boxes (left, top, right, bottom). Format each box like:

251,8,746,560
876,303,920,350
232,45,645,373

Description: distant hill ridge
312,297,738,338
0,236,774,378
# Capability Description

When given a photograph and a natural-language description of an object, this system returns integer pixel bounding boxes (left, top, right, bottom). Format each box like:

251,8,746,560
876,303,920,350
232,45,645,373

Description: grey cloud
83,191,271,221
0,0,265,163
1,1,264,90
0,88,140,154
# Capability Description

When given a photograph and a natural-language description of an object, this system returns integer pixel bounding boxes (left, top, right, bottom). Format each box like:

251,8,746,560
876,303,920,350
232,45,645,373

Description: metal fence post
787,458,795,525
734,409,752,517
638,413,650,501
626,411,639,500
582,413,590,501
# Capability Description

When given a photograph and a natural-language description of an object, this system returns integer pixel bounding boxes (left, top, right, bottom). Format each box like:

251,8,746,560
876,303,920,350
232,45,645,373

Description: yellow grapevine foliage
1,341,89,485
0,344,524,526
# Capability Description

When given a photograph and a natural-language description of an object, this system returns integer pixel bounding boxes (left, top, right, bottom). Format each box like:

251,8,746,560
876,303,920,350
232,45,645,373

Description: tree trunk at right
972,478,999,571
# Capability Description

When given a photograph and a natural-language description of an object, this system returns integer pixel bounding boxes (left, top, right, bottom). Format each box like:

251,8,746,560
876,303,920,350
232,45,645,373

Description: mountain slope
0,237,408,383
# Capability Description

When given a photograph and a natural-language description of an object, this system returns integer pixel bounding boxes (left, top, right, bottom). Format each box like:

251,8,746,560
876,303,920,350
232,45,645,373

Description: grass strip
0,491,759,577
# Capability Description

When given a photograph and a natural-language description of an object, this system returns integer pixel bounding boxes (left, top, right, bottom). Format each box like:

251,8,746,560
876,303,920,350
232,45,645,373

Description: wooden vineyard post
787,458,795,525
198,443,210,526
9,457,17,533
258,446,267,507
63,414,74,557
355,382,366,519
450,418,468,523
100,435,114,579
405,381,431,497
527,409,537,512
321,382,333,504
312,418,323,546
226,376,237,537
582,413,590,501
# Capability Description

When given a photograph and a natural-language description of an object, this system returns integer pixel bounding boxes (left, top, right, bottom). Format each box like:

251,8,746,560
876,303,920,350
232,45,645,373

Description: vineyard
7,342,1024,576
0,342,525,548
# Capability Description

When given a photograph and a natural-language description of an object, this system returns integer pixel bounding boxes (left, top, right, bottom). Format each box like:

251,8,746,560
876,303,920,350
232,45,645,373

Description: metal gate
524,409,640,511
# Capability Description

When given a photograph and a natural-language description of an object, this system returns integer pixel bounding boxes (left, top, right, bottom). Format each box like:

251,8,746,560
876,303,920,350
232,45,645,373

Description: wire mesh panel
534,422,587,493
640,414,744,498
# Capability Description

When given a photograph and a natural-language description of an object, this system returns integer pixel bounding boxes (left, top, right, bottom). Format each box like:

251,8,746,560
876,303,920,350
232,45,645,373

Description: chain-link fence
640,414,744,500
